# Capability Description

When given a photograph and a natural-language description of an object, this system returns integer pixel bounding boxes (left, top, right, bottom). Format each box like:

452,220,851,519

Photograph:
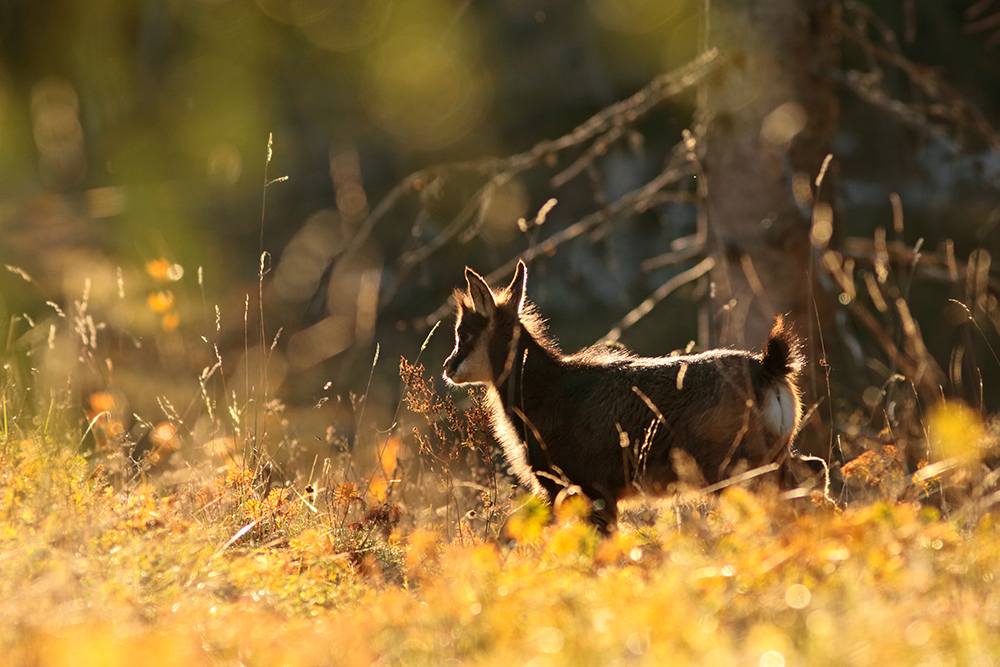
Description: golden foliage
6,424,1000,666
927,399,987,461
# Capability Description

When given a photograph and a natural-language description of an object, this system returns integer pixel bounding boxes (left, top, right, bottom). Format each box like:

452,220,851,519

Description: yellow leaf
928,400,984,460
148,290,175,313
161,311,180,332
146,258,173,280
146,258,183,282
379,435,401,475
150,421,178,449
554,490,590,524
88,392,116,413
505,494,551,543
368,475,388,502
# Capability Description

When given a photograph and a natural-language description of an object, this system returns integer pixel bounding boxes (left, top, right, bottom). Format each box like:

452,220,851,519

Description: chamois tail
760,316,803,382
758,317,804,440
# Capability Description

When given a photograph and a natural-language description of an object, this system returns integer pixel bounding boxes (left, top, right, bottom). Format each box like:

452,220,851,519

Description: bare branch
343,50,722,284
840,237,1000,297
600,257,715,345
419,158,698,329
834,6,1000,152
641,238,707,272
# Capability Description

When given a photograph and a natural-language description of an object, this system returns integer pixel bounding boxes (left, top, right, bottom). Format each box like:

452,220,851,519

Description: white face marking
444,322,494,385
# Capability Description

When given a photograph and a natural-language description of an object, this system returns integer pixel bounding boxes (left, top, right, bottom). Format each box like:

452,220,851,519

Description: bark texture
700,0,838,356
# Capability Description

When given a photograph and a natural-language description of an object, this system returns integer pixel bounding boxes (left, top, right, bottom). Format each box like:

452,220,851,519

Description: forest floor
3,388,1000,667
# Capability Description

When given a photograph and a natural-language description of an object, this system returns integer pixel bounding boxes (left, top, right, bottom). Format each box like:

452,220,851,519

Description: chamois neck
492,323,562,413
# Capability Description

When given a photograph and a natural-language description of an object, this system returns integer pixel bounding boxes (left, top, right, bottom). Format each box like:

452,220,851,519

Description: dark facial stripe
443,311,488,379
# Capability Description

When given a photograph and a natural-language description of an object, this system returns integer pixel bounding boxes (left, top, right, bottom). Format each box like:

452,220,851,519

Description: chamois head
443,261,529,386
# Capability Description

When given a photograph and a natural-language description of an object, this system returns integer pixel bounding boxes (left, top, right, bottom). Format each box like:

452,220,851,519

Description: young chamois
443,261,804,533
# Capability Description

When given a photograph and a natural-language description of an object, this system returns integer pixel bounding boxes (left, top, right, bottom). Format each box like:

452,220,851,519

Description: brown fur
443,261,804,533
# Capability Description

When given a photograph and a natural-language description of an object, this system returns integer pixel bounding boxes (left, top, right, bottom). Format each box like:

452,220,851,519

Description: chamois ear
465,267,496,316
508,260,527,313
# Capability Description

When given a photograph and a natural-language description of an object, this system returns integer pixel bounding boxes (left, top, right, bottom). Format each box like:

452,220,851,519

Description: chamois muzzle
442,350,462,382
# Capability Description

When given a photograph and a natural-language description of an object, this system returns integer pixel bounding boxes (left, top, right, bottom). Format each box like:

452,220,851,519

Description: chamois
443,260,804,532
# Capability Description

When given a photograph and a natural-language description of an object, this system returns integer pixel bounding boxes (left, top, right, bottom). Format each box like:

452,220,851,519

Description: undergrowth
4,422,1000,666
3,249,1000,666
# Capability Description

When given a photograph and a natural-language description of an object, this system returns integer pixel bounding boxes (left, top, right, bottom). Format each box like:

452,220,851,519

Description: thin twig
601,257,716,344
420,159,699,329
840,237,1000,297
834,7,1000,152
642,242,707,272
347,50,722,295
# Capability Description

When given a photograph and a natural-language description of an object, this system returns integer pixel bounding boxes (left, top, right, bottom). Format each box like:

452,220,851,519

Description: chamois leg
588,498,618,535
540,477,619,535
555,483,618,535
778,448,829,492
586,485,620,535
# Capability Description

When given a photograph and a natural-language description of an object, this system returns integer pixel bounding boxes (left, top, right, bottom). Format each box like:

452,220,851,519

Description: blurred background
1,0,999,482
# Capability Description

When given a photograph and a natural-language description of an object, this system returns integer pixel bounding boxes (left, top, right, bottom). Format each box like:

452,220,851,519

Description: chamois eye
459,330,474,344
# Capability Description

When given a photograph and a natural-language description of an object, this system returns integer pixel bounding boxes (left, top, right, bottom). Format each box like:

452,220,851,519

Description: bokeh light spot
784,583,811,609
365,29,490,148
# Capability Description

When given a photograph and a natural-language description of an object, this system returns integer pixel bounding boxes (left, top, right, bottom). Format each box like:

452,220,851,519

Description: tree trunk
698,0,839,458
699,0,838,354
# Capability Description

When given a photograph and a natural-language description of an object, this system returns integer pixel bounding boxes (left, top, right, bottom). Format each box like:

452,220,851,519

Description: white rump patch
761,384,797,438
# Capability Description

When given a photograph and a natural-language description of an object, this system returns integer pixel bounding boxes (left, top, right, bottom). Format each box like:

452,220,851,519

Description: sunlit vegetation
3,280,1000,666
4,1,1000,665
